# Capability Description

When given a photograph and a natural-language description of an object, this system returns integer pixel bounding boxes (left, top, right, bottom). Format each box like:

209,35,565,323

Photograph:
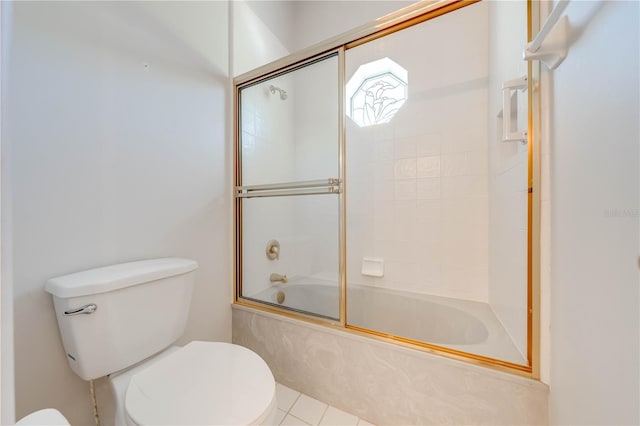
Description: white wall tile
394,137,417,159
393,179,417,200
416,133,442,157
441,153,470,176
345,2,491,306
416,178,440,200
393,158,417,179
416,156,441,178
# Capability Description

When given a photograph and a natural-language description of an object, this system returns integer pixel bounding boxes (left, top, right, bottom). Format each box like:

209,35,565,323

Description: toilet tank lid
45,258,198,298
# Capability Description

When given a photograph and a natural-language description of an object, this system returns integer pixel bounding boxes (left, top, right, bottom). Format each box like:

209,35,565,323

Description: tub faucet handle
266,240,280,260
270,273,288,283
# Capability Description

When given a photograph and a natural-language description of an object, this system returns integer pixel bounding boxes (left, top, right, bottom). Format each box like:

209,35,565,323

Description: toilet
16,409,70,425
45,258,277,425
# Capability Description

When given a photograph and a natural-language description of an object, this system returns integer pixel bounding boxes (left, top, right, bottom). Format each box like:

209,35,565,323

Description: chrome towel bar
236,178,342,198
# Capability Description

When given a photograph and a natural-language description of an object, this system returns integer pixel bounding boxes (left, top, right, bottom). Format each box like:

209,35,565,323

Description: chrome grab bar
64,303,97,316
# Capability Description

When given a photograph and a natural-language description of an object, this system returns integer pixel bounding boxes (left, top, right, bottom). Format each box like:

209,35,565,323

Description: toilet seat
124,341,276,425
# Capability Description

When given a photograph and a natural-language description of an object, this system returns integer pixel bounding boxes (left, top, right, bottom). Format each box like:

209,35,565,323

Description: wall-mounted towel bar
523,0,569,70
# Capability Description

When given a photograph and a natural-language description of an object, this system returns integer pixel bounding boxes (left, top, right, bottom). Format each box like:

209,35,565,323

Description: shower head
269,85,287,100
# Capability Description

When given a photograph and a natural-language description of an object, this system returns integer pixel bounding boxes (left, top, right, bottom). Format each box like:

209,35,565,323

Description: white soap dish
361,257,384,277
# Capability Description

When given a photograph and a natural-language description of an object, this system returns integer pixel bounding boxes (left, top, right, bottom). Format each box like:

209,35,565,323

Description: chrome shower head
269,85,287,100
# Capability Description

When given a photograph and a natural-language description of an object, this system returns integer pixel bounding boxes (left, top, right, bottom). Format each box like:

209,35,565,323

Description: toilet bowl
15,409,70,426
45,258,276,425
110,342,277,425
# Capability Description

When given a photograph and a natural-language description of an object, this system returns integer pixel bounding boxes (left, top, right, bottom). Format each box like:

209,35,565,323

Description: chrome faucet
270,273,288,284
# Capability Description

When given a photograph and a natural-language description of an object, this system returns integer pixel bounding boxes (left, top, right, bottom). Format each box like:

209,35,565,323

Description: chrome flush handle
64,303,97,316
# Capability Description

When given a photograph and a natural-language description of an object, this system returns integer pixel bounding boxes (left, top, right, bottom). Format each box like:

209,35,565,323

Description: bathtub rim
250,281,501,347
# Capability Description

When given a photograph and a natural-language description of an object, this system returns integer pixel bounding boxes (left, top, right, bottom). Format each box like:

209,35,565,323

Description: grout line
288,413,311,426
289,391,302,413
279,389,303,425
317,403,330,426
279,385,363,426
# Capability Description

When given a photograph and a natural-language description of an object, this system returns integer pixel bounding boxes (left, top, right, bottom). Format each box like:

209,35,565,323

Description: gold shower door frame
233,0,541,379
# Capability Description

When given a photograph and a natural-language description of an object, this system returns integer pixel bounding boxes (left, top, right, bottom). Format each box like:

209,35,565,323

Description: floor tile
319,406,359,426
281,414,311,426
275,409,287,425
276,383,301,411
290,394,329,425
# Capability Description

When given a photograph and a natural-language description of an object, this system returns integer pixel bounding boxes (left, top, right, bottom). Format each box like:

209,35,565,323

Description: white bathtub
250,279,525,364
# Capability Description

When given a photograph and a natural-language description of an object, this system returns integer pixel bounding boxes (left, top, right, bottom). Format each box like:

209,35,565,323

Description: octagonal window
346,57,408,127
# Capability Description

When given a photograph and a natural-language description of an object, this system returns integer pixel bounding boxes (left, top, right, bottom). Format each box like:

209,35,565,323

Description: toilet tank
45,258,198,381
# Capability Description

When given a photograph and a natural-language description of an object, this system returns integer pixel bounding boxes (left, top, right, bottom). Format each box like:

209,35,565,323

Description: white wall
346,1,490,303
233,0,291,77
3,2,229,424
487,0,529,362
548,0,639,424
290,1,415,52
0,2,13,424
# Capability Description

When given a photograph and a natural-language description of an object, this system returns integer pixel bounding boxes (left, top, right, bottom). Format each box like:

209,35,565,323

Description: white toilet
45,258,277,425
16,409,70,425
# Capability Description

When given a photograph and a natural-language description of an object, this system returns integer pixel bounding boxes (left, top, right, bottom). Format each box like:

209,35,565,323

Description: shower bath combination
269,84,287,100
235,0,538,378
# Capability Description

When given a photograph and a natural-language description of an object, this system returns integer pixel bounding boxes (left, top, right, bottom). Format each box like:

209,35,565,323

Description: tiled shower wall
346,2,491,302
487,0,529,359
241,74,297,298
241,56,340,297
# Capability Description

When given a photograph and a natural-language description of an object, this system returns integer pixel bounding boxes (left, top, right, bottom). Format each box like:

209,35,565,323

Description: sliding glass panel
240,194,340,320
345,0,529,366
239,53,339,187
237,52,342,321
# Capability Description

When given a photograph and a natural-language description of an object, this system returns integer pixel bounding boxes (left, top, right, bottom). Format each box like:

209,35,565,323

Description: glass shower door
236,52,342,321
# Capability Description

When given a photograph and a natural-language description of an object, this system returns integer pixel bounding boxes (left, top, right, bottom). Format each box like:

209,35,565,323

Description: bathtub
250,279,525,364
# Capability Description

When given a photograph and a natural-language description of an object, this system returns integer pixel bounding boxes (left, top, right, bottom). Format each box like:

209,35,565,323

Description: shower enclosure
235,0,539,376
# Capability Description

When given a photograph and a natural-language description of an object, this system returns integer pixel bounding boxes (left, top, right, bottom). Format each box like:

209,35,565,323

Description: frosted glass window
346,57,408,127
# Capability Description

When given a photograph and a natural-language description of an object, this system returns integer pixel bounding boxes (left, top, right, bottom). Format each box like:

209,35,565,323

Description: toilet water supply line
90,379,101,426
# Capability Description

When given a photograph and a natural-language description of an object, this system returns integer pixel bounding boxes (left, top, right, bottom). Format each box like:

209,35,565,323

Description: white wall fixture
501,75,528,143
523,1,569,70
361,258,384,277
346,57,408,127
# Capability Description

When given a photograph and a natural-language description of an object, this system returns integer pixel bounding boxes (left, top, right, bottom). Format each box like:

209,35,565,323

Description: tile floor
275,383,375,426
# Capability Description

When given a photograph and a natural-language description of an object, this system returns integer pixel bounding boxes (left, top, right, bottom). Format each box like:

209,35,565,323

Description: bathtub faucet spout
270,273,288,284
